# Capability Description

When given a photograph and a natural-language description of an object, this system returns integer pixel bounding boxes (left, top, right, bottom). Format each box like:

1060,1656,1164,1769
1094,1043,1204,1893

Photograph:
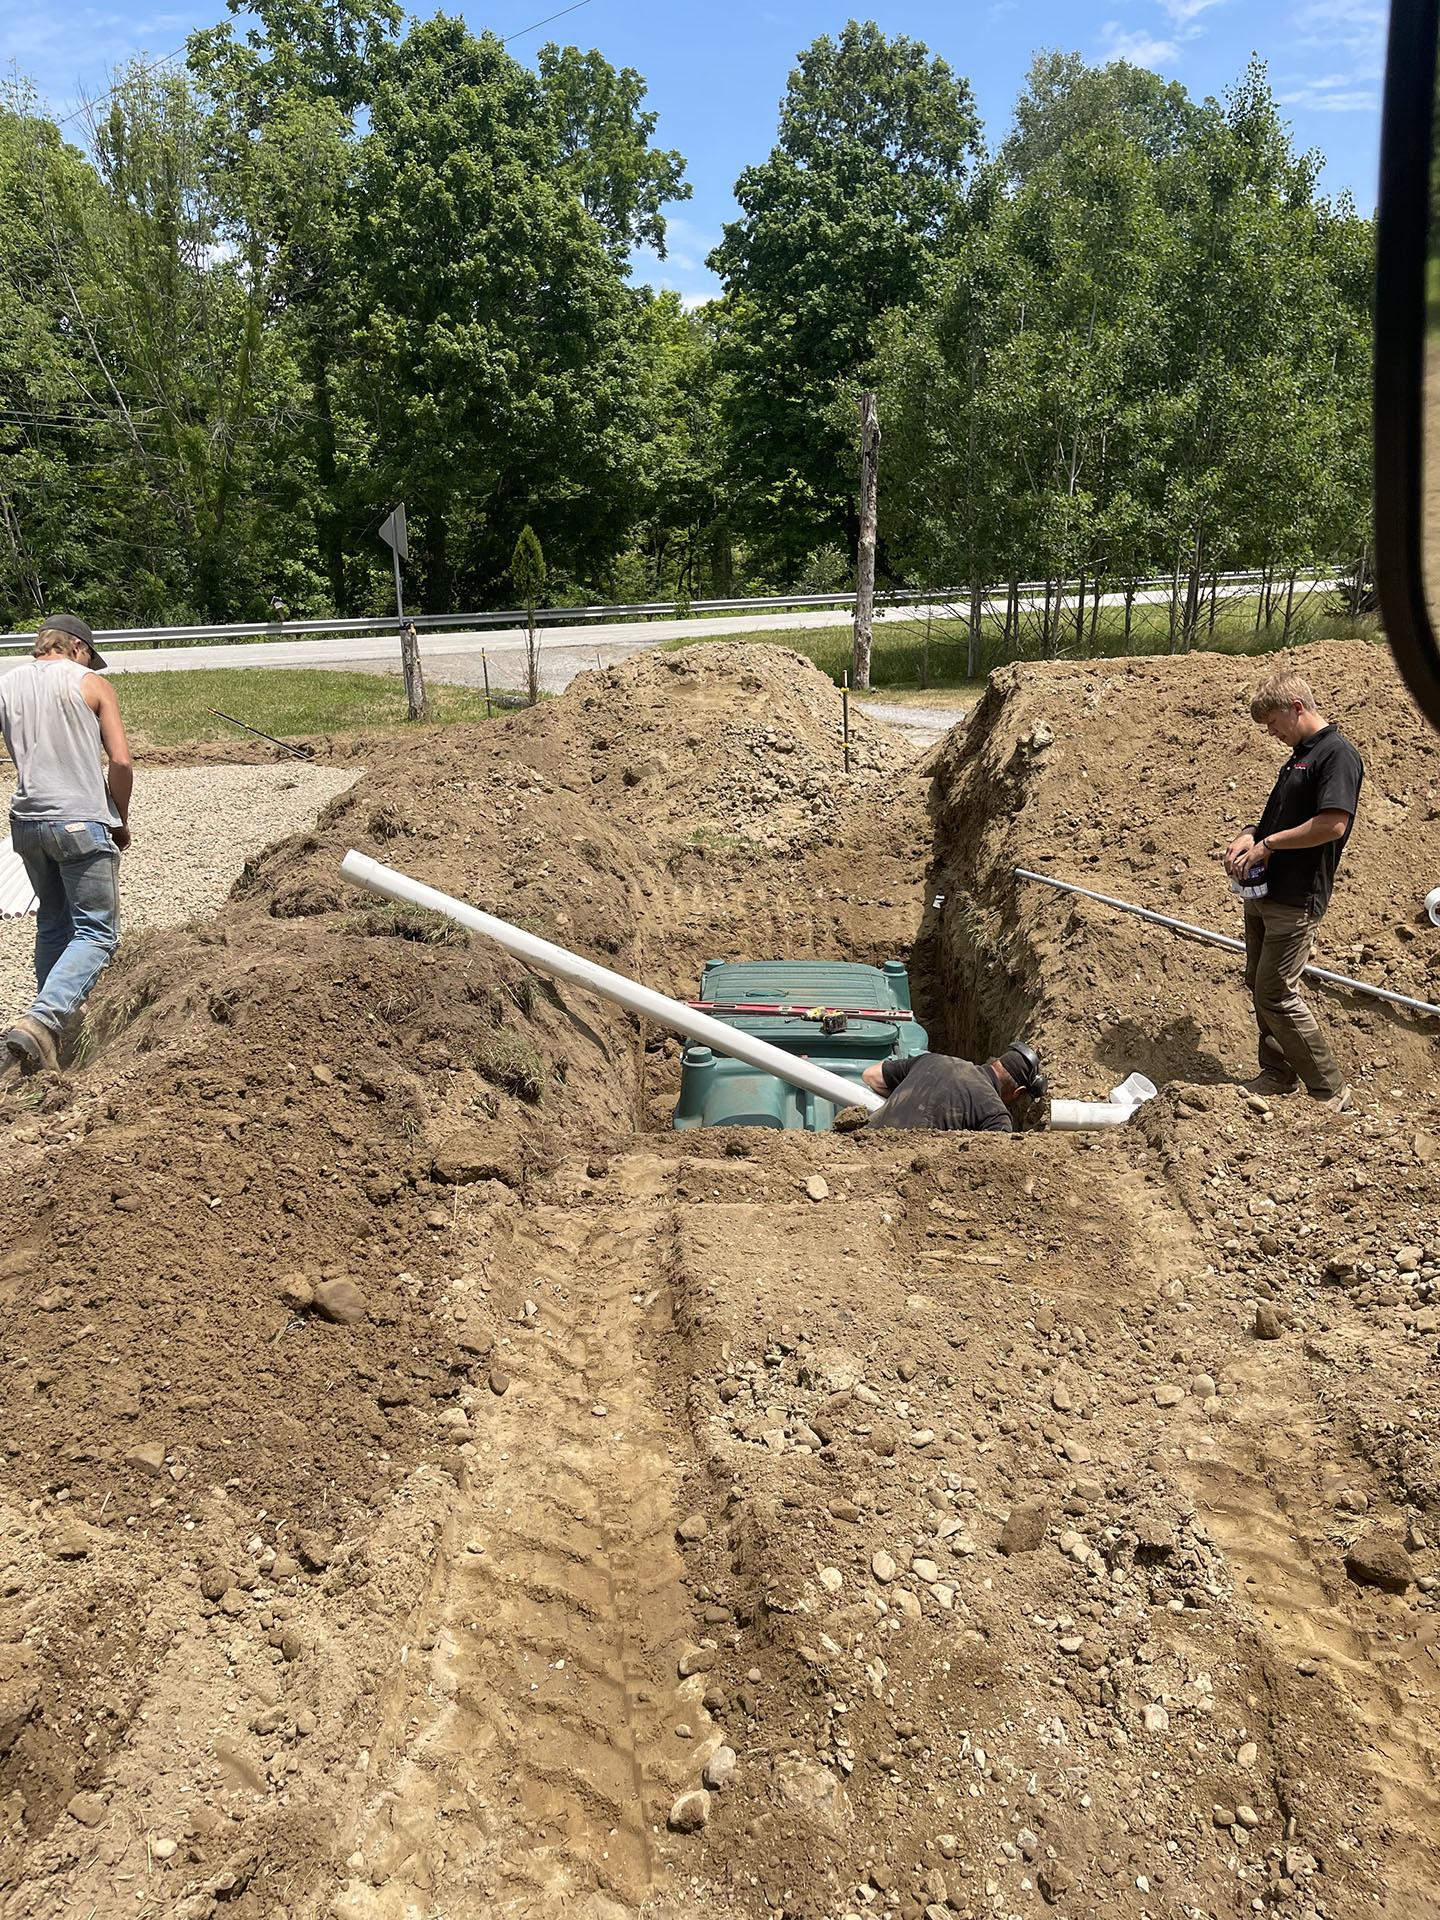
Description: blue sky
4,0,1388,303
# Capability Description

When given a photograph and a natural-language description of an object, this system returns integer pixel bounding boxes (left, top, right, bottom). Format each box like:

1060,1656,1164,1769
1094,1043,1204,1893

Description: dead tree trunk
851,392,880,691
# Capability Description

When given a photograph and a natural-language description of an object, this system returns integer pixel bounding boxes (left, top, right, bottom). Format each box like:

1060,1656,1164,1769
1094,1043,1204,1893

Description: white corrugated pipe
340,850,885,1115
1049,1071,1158,1132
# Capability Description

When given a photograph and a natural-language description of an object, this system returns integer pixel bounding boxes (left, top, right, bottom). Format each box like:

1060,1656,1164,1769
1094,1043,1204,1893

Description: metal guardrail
0,569,1343,655
0,587,956,653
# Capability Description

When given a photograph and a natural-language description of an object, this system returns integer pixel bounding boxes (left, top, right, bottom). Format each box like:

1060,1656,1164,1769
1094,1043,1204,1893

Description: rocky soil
0,640,1437,1920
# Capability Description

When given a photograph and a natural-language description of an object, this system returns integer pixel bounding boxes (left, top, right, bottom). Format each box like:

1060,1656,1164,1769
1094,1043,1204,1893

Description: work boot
1309,1082,1353,1113
4,1015,59,1076
1243,1068,1298,1095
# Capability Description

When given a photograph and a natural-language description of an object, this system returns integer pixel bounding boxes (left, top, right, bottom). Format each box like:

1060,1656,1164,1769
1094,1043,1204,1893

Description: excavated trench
3,641,1440,1920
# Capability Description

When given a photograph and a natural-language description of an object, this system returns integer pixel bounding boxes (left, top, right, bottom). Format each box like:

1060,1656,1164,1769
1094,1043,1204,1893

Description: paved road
98,605,920,689
96,576,1338,701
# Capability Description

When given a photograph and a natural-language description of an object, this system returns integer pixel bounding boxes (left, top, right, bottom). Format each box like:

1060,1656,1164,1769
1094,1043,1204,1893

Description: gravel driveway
0,761,359,1025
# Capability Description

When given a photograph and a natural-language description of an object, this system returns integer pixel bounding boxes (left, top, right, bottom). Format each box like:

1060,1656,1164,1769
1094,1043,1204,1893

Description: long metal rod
205,708,314,759
341,852,886,1113
1016,867,1440,1019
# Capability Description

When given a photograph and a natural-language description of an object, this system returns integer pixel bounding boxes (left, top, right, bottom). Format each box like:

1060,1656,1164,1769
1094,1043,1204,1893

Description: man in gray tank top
0,616,132,1073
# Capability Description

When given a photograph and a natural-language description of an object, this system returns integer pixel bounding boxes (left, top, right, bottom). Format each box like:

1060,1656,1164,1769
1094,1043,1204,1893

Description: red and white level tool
686,1001,914,1021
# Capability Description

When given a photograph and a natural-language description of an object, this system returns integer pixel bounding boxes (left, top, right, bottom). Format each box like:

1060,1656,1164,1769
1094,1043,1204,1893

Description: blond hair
1250,672,1317,722
34,627,81,660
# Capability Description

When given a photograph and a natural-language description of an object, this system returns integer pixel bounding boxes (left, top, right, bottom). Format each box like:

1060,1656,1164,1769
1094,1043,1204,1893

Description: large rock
668,1789,711,1833
312,1278,367,1326
997,1501,1048,1555
1344,1533,1414,1593
124,1440,166,1477
772,1755,849,1839
431,1129,525,1189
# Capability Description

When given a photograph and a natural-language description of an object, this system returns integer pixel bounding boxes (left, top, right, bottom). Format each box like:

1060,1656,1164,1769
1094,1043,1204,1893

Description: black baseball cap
999,1041,1048,1103
39,613,107,670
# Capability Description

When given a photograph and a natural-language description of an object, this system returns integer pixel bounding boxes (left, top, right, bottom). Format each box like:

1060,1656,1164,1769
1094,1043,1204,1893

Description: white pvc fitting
1110,1072,1158,1106
1427,886,1440,928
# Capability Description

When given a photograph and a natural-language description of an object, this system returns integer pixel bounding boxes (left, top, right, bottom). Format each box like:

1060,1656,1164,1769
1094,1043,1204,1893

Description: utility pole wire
47,0,594,130
502,0,594,42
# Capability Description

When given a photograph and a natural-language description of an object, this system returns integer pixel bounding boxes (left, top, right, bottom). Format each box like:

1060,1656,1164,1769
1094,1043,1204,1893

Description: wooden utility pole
852,392,880,691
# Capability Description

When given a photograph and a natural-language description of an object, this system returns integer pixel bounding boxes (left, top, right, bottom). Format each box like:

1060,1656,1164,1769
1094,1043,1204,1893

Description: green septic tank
671,959,929,1132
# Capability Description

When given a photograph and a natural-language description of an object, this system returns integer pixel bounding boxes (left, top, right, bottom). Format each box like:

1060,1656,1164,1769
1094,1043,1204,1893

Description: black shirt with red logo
1253,722,1364,915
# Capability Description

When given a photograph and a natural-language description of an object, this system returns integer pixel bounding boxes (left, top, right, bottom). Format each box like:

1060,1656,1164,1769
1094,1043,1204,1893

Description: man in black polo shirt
1224,672,1363,1110
859,1043,1046,1132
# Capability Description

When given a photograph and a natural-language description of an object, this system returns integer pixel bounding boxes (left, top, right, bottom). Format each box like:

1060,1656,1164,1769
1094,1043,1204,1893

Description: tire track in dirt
326,1152,711,1920
1105,1159,1440,1915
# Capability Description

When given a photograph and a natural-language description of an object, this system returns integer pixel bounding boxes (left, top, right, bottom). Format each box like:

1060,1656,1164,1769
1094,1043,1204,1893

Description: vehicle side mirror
1376,0,1440,728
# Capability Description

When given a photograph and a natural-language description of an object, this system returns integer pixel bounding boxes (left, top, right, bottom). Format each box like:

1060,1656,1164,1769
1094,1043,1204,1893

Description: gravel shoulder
0,761,359,1023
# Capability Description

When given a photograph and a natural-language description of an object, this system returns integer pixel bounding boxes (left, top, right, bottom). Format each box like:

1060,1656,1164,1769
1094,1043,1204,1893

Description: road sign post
379,504,428,721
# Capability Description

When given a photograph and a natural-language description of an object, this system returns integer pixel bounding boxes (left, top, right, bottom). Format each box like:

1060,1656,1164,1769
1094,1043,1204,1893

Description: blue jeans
10,818,120,1032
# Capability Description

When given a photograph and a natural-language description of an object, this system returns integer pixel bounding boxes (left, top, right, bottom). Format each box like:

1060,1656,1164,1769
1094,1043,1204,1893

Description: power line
501,0,594,44
54,46,189,128
46,0,596,131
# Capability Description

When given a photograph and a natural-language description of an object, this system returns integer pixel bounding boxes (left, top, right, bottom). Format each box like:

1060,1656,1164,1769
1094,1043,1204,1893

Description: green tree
537,43,690,262
1002,50,1201,180
350,18,661,613
187,0,403,614
708,19,981,578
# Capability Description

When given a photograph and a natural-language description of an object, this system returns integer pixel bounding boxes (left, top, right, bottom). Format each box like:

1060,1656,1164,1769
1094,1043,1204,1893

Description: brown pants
1243,902,1343,1096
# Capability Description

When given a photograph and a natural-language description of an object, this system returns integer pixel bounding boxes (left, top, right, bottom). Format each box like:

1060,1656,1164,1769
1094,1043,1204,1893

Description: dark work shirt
867,1053,1013,1132
1253,723,1363,915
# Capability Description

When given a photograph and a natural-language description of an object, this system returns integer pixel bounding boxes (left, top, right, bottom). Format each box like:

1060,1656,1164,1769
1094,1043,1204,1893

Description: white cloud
1159,0,1224,23
1096,0,1226,69
1288,0,1384,72
630,215,723,307
1098,24,1180,66
1278,74,1379,110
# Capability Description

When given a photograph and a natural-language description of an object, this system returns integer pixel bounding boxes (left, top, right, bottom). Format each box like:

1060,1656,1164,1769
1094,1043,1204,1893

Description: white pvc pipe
340,850,884,1114
1050,1072,1158,1133
1050,1101,1133,1130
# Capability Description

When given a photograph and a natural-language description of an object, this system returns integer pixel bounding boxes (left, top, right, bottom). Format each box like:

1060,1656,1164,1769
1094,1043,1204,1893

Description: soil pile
920,641,1440,1098
0,643,928,1920
3,639,1440,1920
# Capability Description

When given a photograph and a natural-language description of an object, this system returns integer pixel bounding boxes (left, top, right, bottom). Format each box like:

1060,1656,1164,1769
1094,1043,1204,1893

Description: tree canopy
0,17,1375,654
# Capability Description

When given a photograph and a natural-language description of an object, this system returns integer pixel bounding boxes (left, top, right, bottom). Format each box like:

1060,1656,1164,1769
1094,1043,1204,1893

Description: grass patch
473,1028,546,1103
684,826,767,856
344,903,470,947
114,668,499,749
662,594,1381,691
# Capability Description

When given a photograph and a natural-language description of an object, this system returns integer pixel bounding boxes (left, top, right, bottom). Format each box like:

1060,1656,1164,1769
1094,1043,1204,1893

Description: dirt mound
0,643,928,1919
920,640,1440,1097
6,639,1440,1920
